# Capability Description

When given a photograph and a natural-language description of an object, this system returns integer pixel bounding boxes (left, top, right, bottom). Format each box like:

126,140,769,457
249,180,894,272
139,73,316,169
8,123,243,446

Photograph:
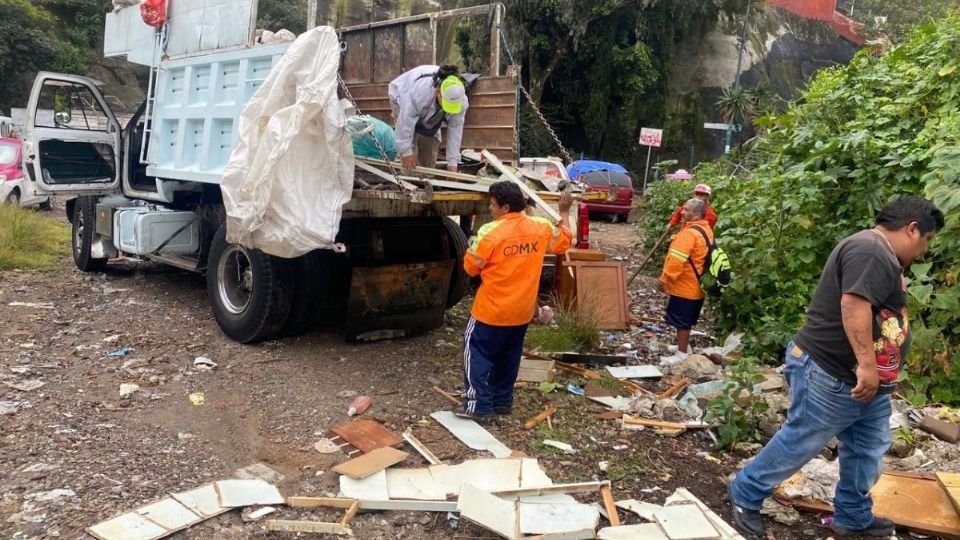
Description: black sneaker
830,516,895,537
728,484,765,537
452,408,495,422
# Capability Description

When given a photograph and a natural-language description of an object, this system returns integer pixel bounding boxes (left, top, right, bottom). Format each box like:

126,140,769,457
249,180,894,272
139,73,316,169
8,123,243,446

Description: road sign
703,122,730,130
639,127,662,148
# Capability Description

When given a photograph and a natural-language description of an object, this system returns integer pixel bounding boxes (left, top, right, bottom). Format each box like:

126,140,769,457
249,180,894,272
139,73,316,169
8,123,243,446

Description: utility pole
724,0,752,154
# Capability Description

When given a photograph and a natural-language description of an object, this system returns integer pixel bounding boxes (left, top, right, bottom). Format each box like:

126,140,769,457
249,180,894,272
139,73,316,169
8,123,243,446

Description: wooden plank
621,415,689,431
358,499,458,512
286,496,358,509
494,481,606,498
330,418,403,454
264,519,352,535
483,150,560,222
341,500,359,526
402,429,443,465
432,385,462,406
333,447,409,480
518,358,555,383
600,485,621,526
524,406,558,430
937,473,960,516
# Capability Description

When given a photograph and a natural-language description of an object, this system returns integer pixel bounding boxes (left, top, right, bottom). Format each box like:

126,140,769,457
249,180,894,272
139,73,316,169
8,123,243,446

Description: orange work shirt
668,204,717,228
660,220,713,300
464,212,573,326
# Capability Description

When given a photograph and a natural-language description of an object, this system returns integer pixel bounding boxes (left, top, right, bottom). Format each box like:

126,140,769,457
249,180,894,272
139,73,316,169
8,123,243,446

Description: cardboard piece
606,365,663,379
430,410,512,457
333,446,409,479
330,417,404,454
518,358,556,383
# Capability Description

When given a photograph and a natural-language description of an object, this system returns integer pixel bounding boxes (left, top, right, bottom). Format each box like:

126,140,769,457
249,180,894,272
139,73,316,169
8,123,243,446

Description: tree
837,0,959,43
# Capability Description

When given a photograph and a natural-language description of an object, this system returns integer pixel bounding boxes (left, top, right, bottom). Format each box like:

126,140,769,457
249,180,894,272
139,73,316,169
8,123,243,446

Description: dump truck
20,2,541,343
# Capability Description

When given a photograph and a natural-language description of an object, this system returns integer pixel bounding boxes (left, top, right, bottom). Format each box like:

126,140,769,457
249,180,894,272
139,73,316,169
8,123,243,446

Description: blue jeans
730,341,892,531
462,316,528,415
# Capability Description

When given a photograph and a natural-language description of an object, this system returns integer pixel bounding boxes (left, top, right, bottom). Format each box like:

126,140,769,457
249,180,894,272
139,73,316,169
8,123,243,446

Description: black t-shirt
794,230,910,394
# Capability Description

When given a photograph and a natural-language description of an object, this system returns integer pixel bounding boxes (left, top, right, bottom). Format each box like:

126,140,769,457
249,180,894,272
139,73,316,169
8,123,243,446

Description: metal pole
307,0,317,29
724,0,751,154
642,145,652,194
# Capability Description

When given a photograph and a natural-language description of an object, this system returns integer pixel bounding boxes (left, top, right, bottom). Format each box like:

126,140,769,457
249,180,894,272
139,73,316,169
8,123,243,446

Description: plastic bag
140,0,166,28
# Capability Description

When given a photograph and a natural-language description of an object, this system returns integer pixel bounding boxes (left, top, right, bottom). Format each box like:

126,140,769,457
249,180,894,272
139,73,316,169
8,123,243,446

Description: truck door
23,72,121,195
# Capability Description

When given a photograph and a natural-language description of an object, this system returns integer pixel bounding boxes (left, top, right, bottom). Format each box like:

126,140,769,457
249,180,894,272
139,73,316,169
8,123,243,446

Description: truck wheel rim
218,244,253,315
73,210,85,257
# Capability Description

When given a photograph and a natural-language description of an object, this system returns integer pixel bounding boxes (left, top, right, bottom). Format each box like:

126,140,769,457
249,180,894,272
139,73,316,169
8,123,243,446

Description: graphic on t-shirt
874,307,908,385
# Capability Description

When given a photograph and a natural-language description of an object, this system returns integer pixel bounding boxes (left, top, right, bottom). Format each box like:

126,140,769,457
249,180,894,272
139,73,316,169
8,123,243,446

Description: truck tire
280,251,326,337
206,225,293,343
443,216,470,308
71,196,108,272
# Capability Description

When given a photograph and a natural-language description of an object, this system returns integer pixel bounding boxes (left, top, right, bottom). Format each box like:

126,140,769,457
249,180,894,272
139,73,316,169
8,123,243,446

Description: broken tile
615,499,662,521
520,501,598,536
135,498,201,531
169,484,227,518
606,365,663,379
339,469,390,501
330,417,403,454
87,513,168,540
654,502,720,540
664,488,743,540
214,479,284,507
598,523,669,540
385,466,449,500
233,462,285,484
458,483,518,539
430,410,512,457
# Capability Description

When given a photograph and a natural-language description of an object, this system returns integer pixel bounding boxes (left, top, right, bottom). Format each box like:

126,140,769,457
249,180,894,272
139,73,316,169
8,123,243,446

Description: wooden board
786,472,960,540
517,358,555,383
937,472,960,516
330,418,404,454
333,447,409,480
571,262,628,330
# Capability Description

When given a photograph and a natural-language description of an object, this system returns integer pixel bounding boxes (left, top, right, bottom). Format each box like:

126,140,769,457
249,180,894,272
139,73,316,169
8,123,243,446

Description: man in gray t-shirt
729,196,943,538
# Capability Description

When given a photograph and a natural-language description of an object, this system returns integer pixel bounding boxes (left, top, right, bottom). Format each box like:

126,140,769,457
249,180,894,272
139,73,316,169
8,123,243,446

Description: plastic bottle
347,395,372,416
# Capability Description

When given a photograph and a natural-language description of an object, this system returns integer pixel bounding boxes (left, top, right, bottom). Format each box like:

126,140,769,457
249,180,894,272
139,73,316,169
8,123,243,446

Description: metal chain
337,73,405,189
498,27,579,178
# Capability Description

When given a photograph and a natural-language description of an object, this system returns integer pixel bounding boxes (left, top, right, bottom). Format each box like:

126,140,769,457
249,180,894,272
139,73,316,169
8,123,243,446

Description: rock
759,414,783,439
761,497,801,525
887,436,914,458
119,383,140,397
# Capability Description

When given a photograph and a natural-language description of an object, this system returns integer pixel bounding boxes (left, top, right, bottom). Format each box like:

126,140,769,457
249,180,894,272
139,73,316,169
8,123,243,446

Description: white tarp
221,27,354,258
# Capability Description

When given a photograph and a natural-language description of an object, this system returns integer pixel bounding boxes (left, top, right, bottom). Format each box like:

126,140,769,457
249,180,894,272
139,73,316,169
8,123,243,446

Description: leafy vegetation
693,16,960,403
837,0,959,43
0,204,70,270
705,356,768,449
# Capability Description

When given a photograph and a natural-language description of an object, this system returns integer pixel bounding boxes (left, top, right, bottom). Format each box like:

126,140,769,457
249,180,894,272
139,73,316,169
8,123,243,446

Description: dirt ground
0,211,874,539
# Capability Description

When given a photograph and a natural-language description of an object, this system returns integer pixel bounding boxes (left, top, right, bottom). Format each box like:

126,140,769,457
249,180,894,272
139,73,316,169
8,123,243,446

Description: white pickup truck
22,2,520,343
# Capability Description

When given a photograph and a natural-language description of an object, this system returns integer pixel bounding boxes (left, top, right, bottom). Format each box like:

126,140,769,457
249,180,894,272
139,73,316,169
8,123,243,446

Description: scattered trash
913,412,960,443
700,332,744,359
119,383,140,398
233,462,285,484
566,383,585,396
27,489,76,502
560,352,627,367
432,385,462,406
402,429,442,465
347,395,372,416
543,439,576,454
104,347,134,357
241,506,277,522
598,461,609,472
538,381,561,394
0,401,30,415
8,301,55,309
193,356,217,370
524,405,558,430
615,499,662,521
314,438,343,454
457,483,600,540
265,519,352,535
331,417,404,455
4,380,44,392
535,305,555,325
337,390,358,398
661,354,721,379
695,451,722,464
102,334,121,344
87,482,230,540
760,498,800,526
518,358,556,382
188,392,206,406
214,479,285,507
776,457,840,502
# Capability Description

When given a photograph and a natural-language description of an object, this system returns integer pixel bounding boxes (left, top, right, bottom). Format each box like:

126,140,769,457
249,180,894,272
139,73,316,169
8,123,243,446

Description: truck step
146,253,201,272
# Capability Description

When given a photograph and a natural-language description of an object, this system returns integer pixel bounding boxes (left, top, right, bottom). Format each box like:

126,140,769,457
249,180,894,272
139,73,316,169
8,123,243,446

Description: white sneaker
667,345,678,353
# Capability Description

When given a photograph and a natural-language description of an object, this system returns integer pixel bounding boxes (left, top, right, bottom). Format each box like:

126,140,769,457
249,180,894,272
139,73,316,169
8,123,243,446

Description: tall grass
525,293,602,352
0,204,69,270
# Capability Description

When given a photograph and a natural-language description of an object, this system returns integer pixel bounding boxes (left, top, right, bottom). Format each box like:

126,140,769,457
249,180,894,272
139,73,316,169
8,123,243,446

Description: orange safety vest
660,219,713,300
464,212,573,326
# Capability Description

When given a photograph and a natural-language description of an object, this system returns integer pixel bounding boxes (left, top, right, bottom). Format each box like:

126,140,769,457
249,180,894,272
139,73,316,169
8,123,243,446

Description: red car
578,169,635,223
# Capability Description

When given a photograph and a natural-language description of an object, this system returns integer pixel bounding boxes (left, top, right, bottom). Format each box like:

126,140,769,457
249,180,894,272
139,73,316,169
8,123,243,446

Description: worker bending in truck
458,182,573,421
388,65,468,173
667,183,717,230
659,198,713,363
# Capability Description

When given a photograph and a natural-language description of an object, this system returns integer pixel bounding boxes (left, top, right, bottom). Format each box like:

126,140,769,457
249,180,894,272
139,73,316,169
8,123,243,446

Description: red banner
766,0,836,21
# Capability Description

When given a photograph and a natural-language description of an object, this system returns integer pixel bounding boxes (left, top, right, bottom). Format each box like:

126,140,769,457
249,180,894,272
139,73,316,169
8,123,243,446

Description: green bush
636,178,694,272
702,17,960,403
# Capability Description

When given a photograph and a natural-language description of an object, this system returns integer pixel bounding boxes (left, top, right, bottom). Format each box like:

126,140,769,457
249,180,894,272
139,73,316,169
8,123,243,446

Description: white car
0,137,52,209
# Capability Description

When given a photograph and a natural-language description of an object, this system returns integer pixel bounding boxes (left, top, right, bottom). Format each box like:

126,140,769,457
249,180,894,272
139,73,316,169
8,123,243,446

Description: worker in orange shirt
660,198,713,363
459,182,573,421
667,184,717,229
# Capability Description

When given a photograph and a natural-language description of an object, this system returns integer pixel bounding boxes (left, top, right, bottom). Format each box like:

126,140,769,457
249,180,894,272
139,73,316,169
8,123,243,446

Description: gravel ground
0,213,882,539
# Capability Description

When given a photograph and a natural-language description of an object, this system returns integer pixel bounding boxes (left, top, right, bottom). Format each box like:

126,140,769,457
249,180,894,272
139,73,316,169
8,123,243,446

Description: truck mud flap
346,260,454,342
